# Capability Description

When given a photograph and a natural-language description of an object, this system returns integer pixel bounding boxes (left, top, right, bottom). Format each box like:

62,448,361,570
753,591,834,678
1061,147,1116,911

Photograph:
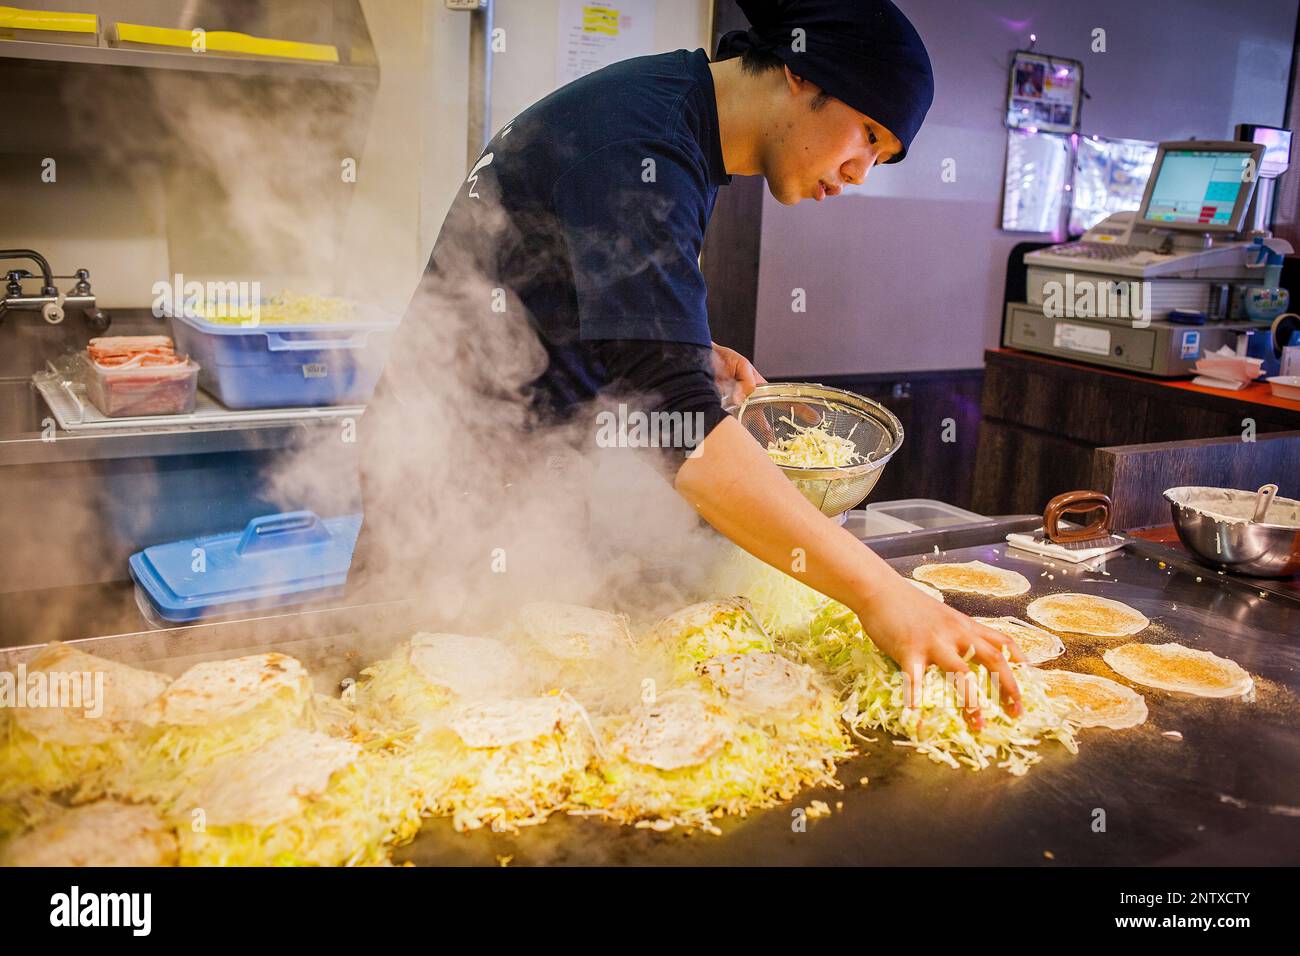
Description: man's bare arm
674,415,1023,725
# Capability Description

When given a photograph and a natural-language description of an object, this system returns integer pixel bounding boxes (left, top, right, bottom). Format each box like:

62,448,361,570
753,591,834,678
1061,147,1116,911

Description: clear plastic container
864,498,987,530
79,352,199,418
842,509,921,539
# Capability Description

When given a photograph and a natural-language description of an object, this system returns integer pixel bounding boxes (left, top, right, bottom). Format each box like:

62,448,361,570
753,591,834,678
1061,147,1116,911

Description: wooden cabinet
973,349,1300,516
973,419,1094,516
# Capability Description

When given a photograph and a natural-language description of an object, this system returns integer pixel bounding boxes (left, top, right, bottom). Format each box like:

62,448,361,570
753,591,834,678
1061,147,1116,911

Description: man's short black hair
739,45,784,75
738,46,833,110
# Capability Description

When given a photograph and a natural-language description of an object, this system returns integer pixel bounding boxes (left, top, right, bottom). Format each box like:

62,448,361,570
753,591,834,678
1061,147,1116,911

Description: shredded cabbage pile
176,749,422,867
571,610,854,833
3,557,1084,864
107,687,317,806
717,550,1078,775
348,645,595,834
765,415,865,469
398,723,594,834
193,292,357,325
798,602,1076,775
0,712,143,807
571,715,848,834
660,602,775,670
349,654,455,737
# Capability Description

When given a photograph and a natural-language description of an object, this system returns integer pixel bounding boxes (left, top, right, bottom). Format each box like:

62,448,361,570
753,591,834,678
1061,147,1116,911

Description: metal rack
33,364,365,436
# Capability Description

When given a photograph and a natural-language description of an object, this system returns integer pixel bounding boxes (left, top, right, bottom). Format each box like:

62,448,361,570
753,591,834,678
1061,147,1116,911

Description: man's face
763,67,903,206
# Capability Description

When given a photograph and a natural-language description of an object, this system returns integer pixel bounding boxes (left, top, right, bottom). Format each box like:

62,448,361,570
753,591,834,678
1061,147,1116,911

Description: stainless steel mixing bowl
1164,486,1300,578
738,382,904,520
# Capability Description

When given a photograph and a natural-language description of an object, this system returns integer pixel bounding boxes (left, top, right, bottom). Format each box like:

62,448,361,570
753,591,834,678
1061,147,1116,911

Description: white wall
349,0,712,313
753,0,1298,377
339,0,471,314
489,0,713,136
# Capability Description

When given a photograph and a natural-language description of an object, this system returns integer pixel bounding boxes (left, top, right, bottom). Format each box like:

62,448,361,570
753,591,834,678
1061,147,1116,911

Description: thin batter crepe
1041,669,1149,729
1026,593,1149,638
974,617,1065,665
911,561,1030,597
1102,642,1253,698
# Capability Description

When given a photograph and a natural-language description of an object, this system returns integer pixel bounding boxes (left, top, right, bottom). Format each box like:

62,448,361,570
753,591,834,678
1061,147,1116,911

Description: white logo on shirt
466,153,494,199
465,124,514,199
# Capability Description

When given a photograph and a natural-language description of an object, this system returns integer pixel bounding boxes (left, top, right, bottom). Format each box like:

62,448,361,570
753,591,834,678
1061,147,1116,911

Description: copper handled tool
1044,490,1113,543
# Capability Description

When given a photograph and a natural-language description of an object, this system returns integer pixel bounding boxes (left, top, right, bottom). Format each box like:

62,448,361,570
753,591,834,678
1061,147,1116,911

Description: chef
376,0,1025,724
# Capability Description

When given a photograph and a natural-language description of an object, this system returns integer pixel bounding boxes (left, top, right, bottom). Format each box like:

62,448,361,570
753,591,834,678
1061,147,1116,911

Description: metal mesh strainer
737,382,904,519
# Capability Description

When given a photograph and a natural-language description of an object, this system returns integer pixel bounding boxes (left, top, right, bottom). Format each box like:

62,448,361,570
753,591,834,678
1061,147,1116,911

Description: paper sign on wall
556,0,654,87
1006,51,1082,134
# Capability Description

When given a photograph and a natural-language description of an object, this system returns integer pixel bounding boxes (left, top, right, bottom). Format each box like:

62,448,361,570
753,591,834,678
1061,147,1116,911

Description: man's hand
711,342,766,407
675,415,1023,731
854,576,1026,729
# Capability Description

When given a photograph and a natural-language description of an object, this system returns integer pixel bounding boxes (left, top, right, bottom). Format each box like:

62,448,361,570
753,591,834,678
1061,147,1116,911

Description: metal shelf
33,368,365,435
0,37,378,84
0,376,364,465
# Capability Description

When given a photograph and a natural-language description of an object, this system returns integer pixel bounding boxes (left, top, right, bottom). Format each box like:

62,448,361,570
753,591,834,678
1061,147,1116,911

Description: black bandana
717,0,934,163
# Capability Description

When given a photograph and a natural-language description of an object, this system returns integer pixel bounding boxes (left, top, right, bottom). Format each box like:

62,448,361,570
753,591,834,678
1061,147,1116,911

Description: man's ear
782,64,809,97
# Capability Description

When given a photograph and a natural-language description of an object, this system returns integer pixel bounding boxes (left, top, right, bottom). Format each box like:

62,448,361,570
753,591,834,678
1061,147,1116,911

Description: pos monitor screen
1136,141,1263,233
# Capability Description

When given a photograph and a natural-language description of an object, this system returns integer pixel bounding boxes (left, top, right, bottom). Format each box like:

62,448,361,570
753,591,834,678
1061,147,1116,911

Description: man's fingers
937,651,983,731
971,640,1023,717
901,655,925,709
731,361,765,405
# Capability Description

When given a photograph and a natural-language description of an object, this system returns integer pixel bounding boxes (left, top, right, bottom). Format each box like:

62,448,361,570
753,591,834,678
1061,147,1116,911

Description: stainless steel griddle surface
5,541,1296,866
393,542,1300,866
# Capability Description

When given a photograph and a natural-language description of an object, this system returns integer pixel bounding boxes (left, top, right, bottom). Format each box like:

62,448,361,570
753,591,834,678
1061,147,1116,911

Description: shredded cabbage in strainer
765,415,865,468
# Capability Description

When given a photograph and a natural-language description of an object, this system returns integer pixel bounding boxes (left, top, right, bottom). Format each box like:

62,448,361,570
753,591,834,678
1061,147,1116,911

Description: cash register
1004,136,1293,376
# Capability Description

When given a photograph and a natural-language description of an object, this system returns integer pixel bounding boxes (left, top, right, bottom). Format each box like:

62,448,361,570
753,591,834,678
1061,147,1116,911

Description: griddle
392,540,1300,866
5,529,1298,866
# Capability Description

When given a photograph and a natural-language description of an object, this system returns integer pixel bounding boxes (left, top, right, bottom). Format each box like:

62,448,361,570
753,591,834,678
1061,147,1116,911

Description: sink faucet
0,249,111,333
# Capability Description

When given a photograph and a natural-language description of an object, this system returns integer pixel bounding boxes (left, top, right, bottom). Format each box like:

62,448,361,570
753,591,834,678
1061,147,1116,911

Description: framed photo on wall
1006,51,1082,134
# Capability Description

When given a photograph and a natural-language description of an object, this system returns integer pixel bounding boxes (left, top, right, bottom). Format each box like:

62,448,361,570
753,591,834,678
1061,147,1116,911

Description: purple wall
753,0,1297,376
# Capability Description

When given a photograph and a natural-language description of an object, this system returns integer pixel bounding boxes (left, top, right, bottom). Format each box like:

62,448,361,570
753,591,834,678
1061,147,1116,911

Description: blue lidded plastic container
129,511,363,625
169,311,399,409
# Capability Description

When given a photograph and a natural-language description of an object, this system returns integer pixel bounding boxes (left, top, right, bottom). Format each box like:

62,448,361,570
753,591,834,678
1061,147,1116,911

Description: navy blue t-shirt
425,49,732,418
